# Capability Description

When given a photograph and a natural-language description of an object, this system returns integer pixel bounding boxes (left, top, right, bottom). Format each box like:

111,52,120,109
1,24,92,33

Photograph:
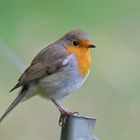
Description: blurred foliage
0,0,140,140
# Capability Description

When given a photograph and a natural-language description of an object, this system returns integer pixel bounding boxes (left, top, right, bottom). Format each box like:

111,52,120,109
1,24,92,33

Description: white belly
37,70,90,100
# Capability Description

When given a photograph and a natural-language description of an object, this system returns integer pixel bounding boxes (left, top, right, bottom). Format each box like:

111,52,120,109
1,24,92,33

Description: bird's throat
66,46,91,76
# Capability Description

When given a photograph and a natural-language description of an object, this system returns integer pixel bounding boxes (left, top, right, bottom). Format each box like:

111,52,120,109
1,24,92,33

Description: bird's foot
51,100,79,126
59,111,79,126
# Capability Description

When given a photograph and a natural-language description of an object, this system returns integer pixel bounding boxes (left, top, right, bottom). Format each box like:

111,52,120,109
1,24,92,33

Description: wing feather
10,56,71,92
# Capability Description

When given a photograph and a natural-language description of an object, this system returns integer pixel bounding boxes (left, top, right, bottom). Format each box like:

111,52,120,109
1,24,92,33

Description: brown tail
0,87,27,123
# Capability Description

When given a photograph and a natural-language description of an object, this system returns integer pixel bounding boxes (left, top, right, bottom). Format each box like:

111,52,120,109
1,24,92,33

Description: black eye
73,40,79,46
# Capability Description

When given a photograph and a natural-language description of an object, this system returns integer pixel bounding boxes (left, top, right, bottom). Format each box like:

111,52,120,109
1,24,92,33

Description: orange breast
66,46,91,76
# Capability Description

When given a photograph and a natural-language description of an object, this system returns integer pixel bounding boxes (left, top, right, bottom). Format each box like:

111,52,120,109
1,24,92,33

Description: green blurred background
0,0,140,140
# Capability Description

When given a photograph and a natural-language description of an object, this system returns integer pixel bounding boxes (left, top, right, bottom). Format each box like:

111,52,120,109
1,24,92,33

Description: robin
0,30,96,123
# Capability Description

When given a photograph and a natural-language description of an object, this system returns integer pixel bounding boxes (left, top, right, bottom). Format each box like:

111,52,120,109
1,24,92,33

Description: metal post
60,115,98,140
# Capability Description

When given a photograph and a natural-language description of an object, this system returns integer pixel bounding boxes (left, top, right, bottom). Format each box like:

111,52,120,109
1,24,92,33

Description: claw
51,100,79,126
59,111,79,127
59,113,67,126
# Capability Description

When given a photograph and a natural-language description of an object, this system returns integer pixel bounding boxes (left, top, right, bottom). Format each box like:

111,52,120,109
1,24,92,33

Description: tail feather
0,88,27,123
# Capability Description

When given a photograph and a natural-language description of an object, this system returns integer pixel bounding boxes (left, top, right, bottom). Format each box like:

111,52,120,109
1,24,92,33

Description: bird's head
62,30,96,49
61,30,96,76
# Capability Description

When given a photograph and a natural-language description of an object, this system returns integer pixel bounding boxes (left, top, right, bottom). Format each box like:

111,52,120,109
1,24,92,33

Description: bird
0,30,96,123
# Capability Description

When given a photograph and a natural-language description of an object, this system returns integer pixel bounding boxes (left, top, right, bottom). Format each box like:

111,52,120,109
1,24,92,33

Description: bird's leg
52,100,79,126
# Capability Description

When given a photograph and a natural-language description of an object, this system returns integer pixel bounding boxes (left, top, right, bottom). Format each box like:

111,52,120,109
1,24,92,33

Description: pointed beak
81,40,96,48
88,44,96,48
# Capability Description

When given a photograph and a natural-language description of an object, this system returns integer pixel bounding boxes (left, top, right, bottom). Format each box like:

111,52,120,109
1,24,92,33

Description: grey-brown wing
10,56,69,92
